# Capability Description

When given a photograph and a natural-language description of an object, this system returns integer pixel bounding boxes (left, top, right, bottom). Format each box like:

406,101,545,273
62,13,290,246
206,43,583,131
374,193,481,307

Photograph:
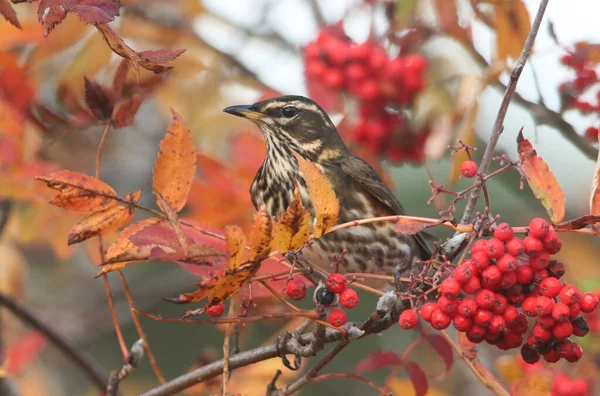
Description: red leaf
138,49,186,64
354,350,403,375
68,0,120,24
5,331,47,375
0,0,21,29
405,361,428,396
37,0,68,37
425,334,454,375
129,223,191,260
84,77,114,120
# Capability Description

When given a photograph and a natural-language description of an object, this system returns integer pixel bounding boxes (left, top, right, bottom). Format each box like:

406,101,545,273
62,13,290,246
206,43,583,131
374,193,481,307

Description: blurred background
1,0,600,395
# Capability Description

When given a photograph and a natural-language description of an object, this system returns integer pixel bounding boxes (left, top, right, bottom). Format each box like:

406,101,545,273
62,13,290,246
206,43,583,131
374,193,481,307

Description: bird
223,95,431,278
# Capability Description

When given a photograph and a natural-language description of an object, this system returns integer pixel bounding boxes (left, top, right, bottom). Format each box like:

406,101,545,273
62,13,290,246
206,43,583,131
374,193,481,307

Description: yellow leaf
271,186,311,252
68,204,135,245
152,109,197,213
248,205,272,261
517,130,565,223
224,225,246,270
494,0,531,61
294,153,339,238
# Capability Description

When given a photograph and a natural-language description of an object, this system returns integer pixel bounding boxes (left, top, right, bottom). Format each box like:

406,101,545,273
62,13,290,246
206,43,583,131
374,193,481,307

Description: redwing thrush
224,95,431,277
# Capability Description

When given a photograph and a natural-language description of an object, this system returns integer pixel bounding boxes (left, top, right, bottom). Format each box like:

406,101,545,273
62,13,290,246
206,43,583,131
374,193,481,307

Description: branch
460,0,550,225
0,292,109,391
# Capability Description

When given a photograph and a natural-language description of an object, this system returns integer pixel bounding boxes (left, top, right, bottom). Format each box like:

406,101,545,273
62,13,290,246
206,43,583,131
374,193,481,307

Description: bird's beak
223,104,263,121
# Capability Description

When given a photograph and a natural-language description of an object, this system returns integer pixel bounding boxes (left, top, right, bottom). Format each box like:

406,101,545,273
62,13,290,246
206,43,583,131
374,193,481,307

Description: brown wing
337,155,432,260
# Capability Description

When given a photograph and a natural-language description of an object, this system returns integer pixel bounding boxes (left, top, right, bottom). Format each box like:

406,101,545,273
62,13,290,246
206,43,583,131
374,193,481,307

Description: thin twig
460,0,550,225
96,123,110,179
136,309,321,324
117,271,165,383
0,292,109,391
103,275,129,360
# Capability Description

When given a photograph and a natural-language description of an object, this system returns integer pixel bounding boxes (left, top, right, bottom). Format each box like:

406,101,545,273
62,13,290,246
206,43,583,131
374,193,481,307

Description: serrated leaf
294,153,339,237
271,186,311,252
84,77,113,120
155,192,188,250
105,218,163,261
166,262,260,306
354,350,403,375
96,243,179,276
248,205,272,261
36,170,118,212
517,130,565,223
405,361,428,396
394,217,433,235
0,0,21,29
553,215,600,231
68,204,134,245
224,225,246,270
152,109,196,213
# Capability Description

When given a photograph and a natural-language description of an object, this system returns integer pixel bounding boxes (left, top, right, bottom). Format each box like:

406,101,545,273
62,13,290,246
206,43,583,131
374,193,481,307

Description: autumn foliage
2,1,600,396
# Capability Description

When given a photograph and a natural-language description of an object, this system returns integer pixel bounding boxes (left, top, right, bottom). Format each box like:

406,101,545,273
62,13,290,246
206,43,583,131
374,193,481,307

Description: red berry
533,269,549,284
306,60,327,78
500,271,517,290
520,344,540,364
557,339,574,358
539,277,562,298
323,68,345,89
507,292,526,308
548,260,566,278
207,302,225,317
482,266,502,285
571,316,590,337
454,265,474,284
552,302,570,322
532,324,552,342
559,285,580,306
458,298,478,318
357,79,380,100
349,43,370,61
475,289,495,310
509,314,529,333
471,239,488,254
286,279,307,300
515,265,533,285
542,229,562,254
440,278,461,299
430,309,451,330
437,296,458,314
565,342,582,363
494,223,514,241
569,302,581,318
529,218,550,239
326,273,347,293
368,47,388,70
489,315,506,333
466,325,486,343
536,315,556,330
474,309,493,328
523,236,543,257
535,296,555,316
485,238,505,259
522,296,538,317
418,303,438,323
453,314,473,331
529,251,550,270
506,238,525,256
403,53,427,73
339,288,359,308
462,276,481,295
492,294,508,314
503,305,519,324
328,308,347,327
345,63,367,82
471,251,490,270
543,349,561,363
497,254,517,272
460,160,477,178
399,309,419,329
580,292,599,313
553,320,573,339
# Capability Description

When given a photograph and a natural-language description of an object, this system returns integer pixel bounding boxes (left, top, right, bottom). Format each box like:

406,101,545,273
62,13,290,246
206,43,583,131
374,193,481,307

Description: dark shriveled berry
316,287,336,305
521,344,541,364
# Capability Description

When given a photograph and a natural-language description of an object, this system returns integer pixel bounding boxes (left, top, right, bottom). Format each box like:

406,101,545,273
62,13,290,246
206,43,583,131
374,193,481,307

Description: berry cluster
399,218,599,365
304,273,360,327
303,29,430,163
559,53,599,141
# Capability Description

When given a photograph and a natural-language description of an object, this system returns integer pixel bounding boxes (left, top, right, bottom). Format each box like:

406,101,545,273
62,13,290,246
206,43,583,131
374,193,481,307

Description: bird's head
223,95,348,162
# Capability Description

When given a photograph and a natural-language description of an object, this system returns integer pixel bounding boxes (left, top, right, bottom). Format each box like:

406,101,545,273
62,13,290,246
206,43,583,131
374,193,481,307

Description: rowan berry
453,314,473,331
419,302,438,322
494,223,514,241
524,236,543,257
286,279,307,300
559,285,580,306
580,292,599,313
475,289,495,310
440,278,461,299
326,273,347,293
328,308,347,327
529,218,550,239
339,288,359,308
430,309,451,330
506,238,525,256
207,302,225,317
486,238,505,259
398,309,419,329
539,277,562,298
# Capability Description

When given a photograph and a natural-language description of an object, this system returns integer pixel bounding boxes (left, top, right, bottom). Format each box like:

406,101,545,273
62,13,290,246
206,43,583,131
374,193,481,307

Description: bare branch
460,0,551,225
0,292,109,391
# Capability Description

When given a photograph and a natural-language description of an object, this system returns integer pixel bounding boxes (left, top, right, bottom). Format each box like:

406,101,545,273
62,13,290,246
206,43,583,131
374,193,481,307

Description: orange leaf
271,186,311,252
435,0,471,45
68,204,135,245
156,192,188,250
36,170,118,212
224,225,246,270
494,0,531,61
105,218,163,261
97,243,180,276
517,130,565,223
152,109,196,212
394,217,434,235
591,135,600,214
248,205,272,261
168,262,260,306
294,153,339,238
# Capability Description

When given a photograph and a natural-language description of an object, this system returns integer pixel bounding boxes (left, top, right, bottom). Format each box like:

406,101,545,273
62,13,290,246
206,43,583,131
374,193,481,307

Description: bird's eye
281,106,298,118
